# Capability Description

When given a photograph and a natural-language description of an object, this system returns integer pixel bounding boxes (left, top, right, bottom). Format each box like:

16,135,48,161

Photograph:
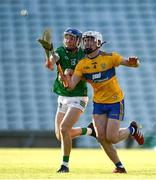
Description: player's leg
93,114,120,163
105,120,144,145
68,96,93,139
105,99,128,143
60,107,82,154
92,102,127,173
106,119,130,144
106,119,142,144
57,106,93,173
55,110,84,141
55,96,92,142
57,107,82,172
55,112,92,141
93,114,126,173
55,110,65,141
57,96,94,173
106,100,144,145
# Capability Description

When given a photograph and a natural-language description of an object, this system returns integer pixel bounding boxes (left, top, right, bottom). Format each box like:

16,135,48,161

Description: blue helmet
63,28,82,50
64,28,82,38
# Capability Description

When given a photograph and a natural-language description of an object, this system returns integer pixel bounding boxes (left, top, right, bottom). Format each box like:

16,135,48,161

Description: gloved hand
38,29,53,59
128,56,140,67
38,39,53,51
45,59,54,71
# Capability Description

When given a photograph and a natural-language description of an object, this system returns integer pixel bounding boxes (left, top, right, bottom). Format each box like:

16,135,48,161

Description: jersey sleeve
74,61,83,77
112,52,123,67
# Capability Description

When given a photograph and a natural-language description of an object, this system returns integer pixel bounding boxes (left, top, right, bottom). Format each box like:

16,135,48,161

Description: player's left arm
120,56,140,67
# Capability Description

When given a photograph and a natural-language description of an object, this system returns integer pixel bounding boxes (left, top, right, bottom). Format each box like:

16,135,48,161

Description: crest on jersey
101,63,105,70
71,59,76,66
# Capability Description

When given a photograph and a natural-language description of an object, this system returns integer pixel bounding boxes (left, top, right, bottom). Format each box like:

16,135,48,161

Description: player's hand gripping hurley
38,29,69,88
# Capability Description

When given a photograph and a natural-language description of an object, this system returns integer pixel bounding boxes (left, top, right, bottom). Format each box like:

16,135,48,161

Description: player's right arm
38,31,60,71
45,51,60,71
66,74,82,90
45,56,54,70
65,61,83,90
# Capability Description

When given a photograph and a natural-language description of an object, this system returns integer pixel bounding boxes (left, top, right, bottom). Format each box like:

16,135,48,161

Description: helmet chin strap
84,41,106,54
65,46,77,52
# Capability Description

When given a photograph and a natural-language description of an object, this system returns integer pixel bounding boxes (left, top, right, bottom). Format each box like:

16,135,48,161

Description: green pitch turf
0,148,155,180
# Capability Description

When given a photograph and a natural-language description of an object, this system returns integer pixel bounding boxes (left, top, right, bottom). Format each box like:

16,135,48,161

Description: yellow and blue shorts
93,99,124,121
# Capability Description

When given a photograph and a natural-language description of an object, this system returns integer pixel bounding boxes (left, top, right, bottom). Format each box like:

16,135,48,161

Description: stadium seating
0,0,156,147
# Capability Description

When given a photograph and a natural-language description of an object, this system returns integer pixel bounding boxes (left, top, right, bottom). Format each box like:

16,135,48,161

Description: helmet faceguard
63,28,82,51
82,31,104,54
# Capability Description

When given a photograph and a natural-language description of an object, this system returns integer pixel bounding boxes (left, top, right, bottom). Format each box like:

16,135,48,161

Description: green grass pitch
0,148,156,180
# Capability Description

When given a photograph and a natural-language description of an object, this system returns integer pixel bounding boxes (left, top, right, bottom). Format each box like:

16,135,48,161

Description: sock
128,126,135,135
62,156,69,167
115,161,124,168
81,127,87,135
81,127,92,135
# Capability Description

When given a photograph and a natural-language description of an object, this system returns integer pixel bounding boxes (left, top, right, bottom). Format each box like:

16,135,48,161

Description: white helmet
82,31,103,47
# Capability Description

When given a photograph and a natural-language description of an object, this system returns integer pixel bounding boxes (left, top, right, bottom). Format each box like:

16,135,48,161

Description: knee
60,126,69,136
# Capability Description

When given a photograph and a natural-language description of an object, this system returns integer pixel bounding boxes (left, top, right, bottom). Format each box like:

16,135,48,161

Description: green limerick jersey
53,46,87,97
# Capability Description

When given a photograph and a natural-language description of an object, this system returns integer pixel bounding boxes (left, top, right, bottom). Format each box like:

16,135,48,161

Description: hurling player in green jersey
45,28,96,173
